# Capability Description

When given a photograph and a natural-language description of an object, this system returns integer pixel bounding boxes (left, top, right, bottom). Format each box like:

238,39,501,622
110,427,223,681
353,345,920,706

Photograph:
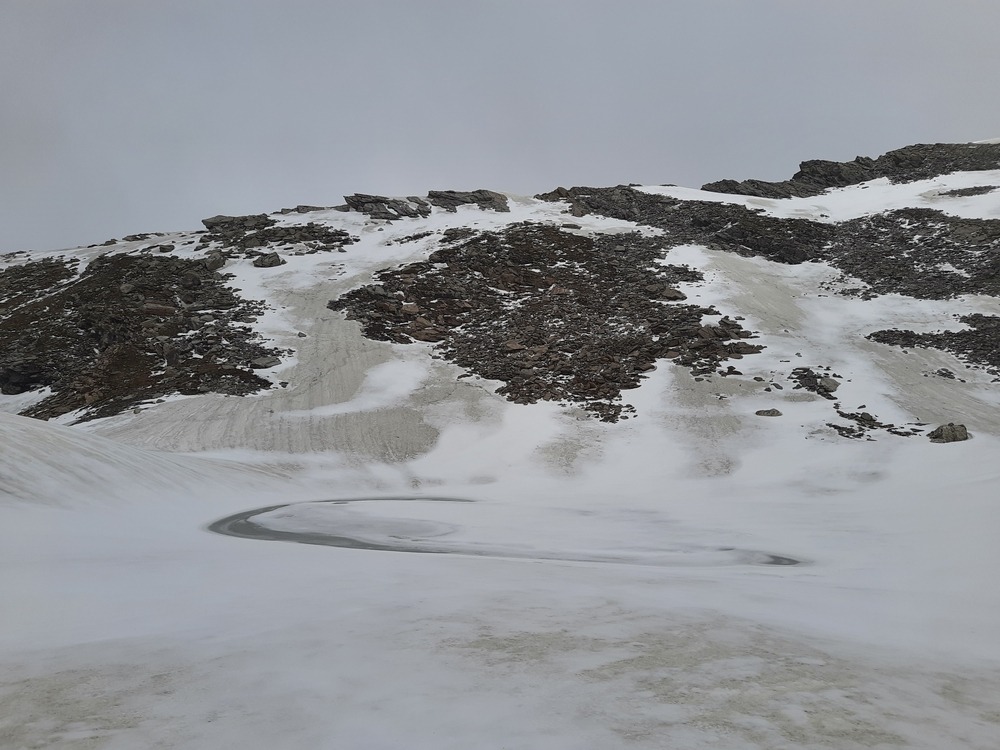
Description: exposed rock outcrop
342,194,432,221
426,189,509,213
252,252,286,268
198,213,356,253
330,223,760,421
0,252,282,421
701,142,1000,198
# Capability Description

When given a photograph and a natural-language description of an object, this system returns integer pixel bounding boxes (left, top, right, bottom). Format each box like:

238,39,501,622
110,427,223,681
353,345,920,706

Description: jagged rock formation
927,423,971,442
197,214,356,254
341,194,432,221
341,189,508,221
425,189,509,213
701,142,1000,198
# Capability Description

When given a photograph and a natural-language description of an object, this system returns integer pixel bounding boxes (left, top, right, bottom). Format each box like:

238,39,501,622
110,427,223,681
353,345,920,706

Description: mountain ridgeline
2,142,999,434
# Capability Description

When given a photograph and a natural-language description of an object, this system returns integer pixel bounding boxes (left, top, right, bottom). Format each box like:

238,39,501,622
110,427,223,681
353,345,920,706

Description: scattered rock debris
789,367,842,400
938,185,998,198
330,223,761,421
826,408,922,440
197,213,357,255
0,252,283,422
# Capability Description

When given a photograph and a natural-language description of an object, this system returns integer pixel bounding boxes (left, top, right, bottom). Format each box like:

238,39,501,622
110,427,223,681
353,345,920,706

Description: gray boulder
927,423,970,443
819,377,840,393
250,356,281,369
426,189,510,213
252,252,286,268
203,252,227,271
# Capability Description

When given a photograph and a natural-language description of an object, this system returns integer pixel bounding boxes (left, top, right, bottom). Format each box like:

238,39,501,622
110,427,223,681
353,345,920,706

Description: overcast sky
2,1,999,251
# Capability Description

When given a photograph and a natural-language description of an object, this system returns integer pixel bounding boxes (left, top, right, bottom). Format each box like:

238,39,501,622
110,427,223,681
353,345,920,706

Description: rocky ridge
3,141,999,434
0,251,282,421
701,142,1000,198
534,187,1000,300
329,223,761,421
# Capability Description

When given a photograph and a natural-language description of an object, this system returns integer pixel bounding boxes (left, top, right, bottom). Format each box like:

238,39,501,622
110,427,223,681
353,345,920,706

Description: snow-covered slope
3,148,1000,749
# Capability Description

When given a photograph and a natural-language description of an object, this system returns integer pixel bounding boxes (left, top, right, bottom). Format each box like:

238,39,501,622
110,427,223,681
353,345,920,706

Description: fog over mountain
3,1,1000,251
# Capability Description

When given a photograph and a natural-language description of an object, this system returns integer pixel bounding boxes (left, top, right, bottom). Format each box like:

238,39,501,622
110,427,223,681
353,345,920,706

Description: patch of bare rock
0,251,283,422
338,189,509,222
329,223,762,421
701,142,1000,198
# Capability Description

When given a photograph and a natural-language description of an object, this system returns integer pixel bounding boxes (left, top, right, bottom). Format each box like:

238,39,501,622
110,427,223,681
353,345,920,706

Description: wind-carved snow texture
330,223,762,421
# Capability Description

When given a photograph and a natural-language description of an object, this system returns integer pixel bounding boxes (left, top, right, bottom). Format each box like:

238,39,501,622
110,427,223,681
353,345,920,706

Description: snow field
2,185,1000,748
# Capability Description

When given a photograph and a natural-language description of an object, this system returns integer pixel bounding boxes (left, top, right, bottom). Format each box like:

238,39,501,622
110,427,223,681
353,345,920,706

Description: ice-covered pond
208,497,802,566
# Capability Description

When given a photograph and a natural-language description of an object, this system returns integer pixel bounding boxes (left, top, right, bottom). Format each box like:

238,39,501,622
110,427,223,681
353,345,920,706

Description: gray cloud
3,0,999,251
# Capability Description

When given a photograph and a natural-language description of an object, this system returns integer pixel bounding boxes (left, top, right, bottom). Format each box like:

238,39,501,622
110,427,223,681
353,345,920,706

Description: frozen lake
209,496,803,566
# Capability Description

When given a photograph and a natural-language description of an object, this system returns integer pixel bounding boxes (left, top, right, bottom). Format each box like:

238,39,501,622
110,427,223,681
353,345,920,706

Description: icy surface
2,186,1000,749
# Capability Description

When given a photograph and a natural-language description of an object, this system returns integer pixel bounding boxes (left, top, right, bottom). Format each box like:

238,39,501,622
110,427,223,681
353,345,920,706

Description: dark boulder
252,252,286,268
702,143,1000,198
927,423,970,443
202,214,275,233
426,189,509,213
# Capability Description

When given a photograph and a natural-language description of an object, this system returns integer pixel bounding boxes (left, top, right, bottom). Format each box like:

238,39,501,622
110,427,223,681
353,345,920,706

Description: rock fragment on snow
927,423,970,443
252,252,286,268
250,356,282,369
819,376,840,392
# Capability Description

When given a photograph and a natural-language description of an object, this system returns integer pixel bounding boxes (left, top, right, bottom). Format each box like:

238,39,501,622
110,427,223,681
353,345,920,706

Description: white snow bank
639,169,1000,221
0,412,279,507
